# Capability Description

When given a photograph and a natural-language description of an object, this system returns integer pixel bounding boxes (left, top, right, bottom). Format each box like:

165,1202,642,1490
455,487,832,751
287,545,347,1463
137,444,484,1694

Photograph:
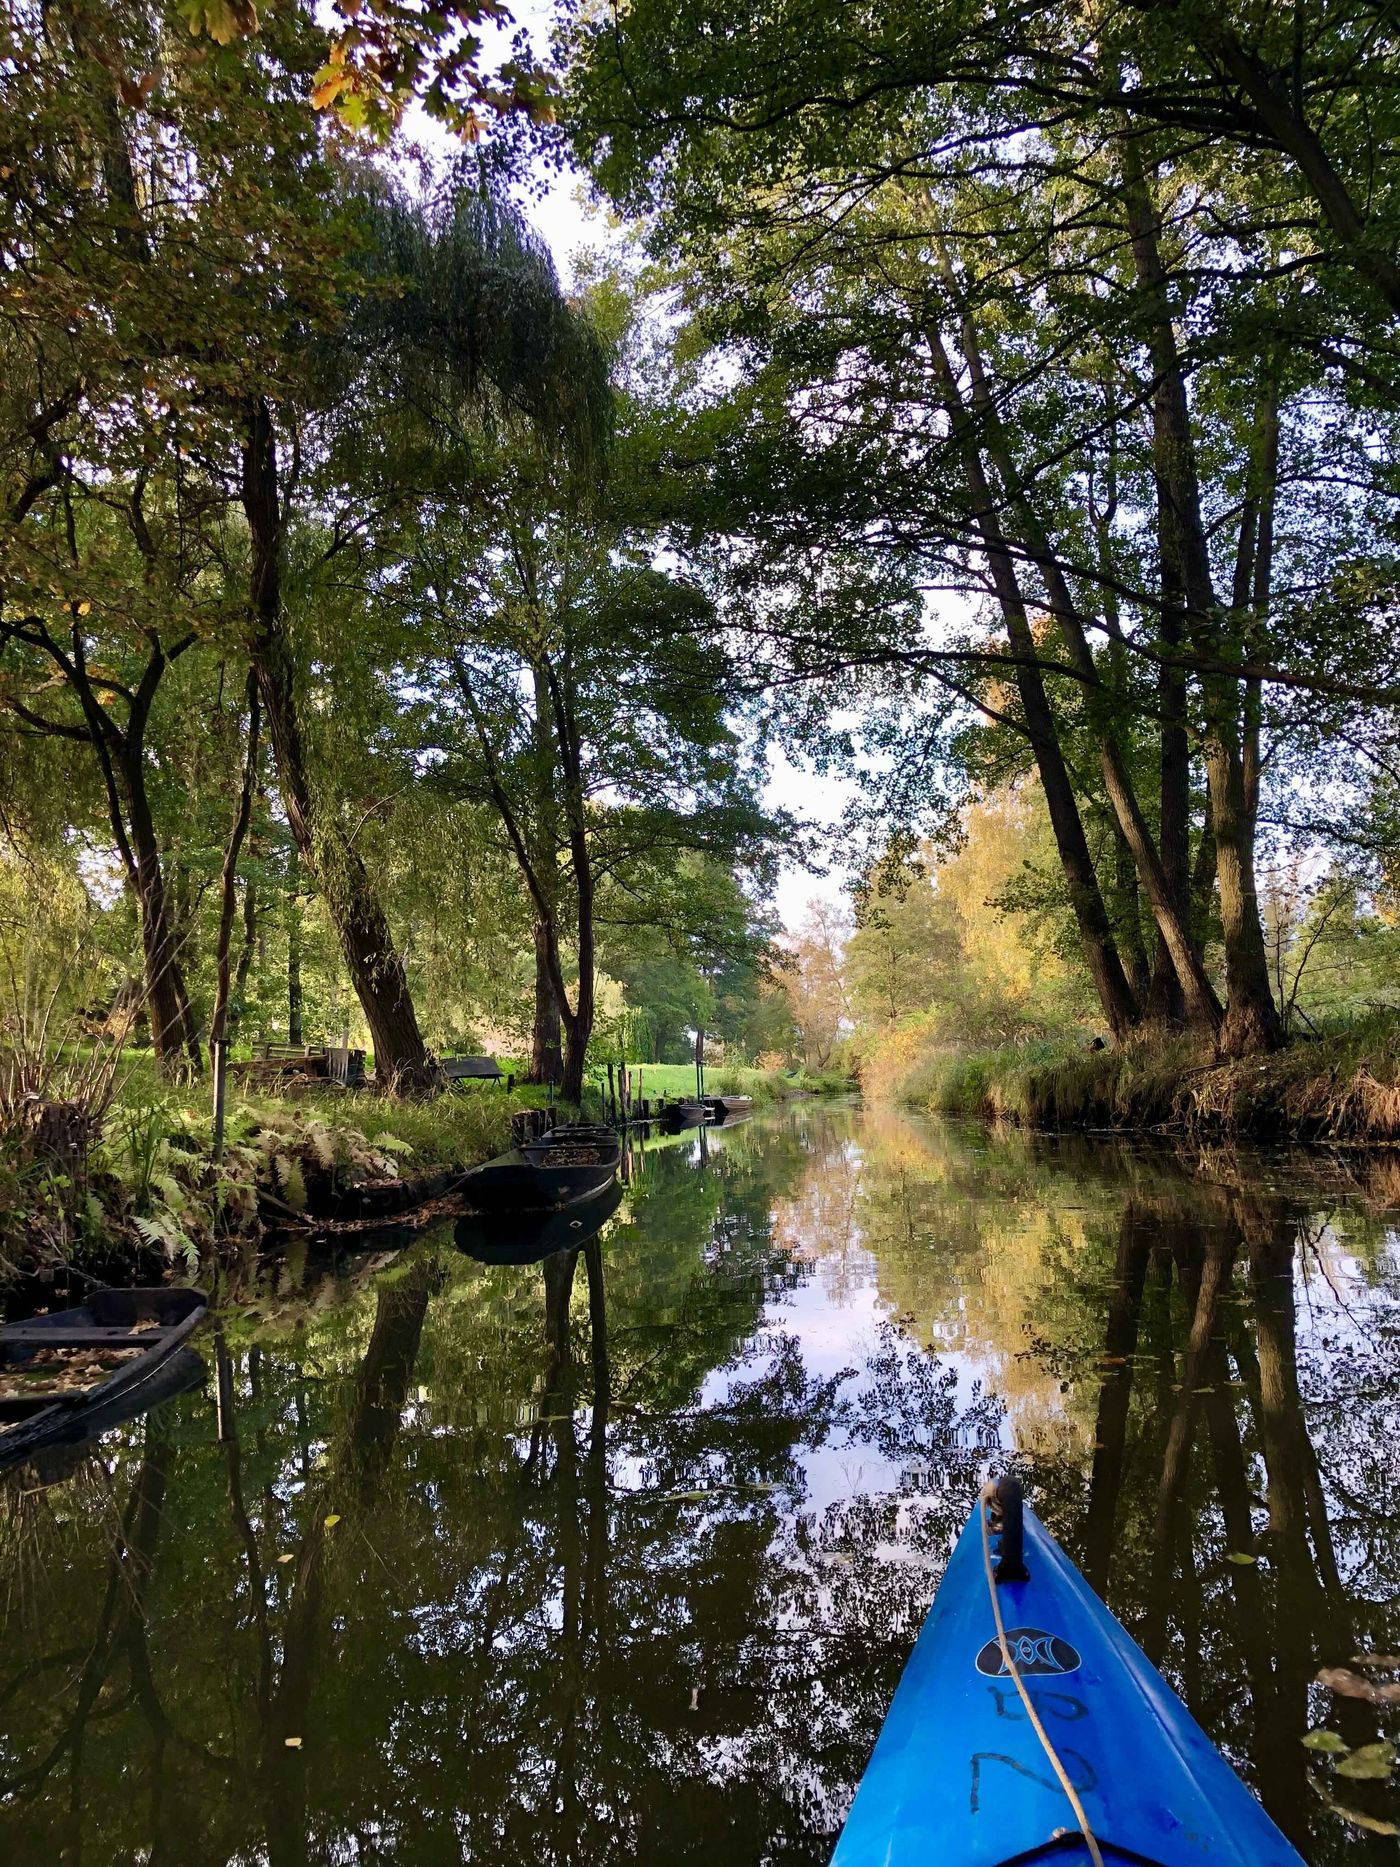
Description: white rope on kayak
979,1486,1106,1867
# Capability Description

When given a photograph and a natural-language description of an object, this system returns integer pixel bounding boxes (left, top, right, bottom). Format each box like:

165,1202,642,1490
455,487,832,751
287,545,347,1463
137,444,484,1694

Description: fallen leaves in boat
0,1345,143,1398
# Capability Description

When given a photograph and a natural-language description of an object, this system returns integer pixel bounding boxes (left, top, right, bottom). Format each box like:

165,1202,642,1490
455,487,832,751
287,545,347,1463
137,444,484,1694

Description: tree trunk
1112,817,1153,1004
1119,154,1281,1055
1146,541,1193,1026
231,880,257,1036
530,916,563,1085
121,749,194,1072
210,671,261,1065
925,323,1141,1038
240,395,431,1086
287,889,303,1048
553,661,596,1106
528,666,564,1086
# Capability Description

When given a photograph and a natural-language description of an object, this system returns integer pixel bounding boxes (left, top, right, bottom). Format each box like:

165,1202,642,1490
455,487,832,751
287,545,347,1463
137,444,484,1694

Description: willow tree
236,173,612,1085
0,0,609,1082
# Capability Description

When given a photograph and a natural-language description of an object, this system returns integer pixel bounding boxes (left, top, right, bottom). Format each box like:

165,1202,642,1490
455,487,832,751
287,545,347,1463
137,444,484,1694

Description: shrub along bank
0,1071,526,1295
898,1017,1400,1144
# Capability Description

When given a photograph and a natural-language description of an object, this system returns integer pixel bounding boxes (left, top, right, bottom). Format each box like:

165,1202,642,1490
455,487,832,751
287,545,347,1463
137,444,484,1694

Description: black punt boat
705,1093,754,1123
0,1286,207,1469
459,1124,621,1216
656,1098,709,1130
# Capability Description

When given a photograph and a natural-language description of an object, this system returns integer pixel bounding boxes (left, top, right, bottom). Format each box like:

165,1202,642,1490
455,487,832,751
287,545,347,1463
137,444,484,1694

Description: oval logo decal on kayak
975,1627,1082,1677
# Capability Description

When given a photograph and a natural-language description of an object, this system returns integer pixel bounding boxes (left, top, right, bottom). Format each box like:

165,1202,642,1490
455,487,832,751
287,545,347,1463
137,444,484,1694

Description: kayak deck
831,1497,1304,1867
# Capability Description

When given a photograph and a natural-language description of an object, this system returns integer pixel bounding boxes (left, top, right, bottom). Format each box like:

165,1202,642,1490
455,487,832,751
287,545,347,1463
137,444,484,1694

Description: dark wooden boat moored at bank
0,1287,207,1470
705,1093,754,1123
656,1098,709,1130
458,1124,622,1216
455,1177,623,1265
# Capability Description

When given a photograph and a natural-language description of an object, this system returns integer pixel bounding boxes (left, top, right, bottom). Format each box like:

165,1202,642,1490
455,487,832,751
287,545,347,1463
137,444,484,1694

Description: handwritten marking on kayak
987,1683,1087,1722
969,1748,1098,1815
975,1626,1082,1677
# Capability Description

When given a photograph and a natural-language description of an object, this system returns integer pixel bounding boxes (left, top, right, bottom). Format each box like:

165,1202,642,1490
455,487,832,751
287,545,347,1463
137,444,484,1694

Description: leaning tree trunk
241,396,431,1087
1120,151,1281,1055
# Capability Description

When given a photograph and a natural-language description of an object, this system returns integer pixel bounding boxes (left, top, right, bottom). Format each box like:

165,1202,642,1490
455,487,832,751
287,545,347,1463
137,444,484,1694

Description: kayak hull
831,1502,1304,1867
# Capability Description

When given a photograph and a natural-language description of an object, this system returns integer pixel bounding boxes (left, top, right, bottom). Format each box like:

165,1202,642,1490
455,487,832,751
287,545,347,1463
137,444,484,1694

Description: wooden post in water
695,1026,705,1105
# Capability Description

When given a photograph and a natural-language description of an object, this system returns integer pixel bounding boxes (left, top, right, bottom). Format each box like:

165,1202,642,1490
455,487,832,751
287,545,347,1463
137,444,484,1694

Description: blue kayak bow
832,1480,1305,1867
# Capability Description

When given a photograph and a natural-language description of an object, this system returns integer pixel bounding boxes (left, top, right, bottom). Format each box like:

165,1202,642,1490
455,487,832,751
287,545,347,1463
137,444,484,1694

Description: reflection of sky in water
5,1105,1400,1865
697,1225,1010,1527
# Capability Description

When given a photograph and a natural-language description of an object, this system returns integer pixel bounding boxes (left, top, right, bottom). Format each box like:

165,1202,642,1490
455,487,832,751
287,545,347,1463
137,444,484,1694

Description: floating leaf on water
323,1513,341,1528
276,1553,295,1565
1192,1386,1216,1395
284,1737,303,1749
1302,1729,1350,1753
1329,1803,1400,1836
1337,1743,1397,1781
1098,1355,1127,1367
1352,1654,1400,1670
1226,1551,1258,1565
1318,1665,1400,1704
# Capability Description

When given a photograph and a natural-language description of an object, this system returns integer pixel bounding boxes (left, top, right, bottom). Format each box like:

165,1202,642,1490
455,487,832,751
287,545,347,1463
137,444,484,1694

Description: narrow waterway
2,1103,1398,1864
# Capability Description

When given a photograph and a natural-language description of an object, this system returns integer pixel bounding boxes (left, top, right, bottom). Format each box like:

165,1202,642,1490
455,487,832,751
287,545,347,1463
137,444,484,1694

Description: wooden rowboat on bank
655,1098,709,1130
0,1286,207,1470
456,1124,622,1217
704,1093,754,1123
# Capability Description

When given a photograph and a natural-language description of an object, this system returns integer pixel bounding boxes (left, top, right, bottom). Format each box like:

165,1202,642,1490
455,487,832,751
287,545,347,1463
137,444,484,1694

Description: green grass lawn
610,1061,852,1104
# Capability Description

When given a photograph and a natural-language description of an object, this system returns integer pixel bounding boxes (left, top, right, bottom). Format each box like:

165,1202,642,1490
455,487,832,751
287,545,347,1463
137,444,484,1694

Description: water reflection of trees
3,1110,1399,1863
845,1111,1400,1861
0,1121,990,1865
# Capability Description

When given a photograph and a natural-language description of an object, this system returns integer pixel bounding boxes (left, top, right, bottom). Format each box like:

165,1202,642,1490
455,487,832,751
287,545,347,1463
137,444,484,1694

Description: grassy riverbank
0,1056,846,1291
897,1017,1400,1143
622,1062,854,1103
0,1065,530,1293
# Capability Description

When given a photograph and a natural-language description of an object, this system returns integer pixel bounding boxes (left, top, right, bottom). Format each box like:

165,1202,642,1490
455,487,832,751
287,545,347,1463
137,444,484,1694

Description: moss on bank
899,1018,1400,1143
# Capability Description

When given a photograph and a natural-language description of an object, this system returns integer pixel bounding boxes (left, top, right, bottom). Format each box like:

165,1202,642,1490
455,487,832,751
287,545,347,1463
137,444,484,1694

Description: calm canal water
3,1102,1399,1864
